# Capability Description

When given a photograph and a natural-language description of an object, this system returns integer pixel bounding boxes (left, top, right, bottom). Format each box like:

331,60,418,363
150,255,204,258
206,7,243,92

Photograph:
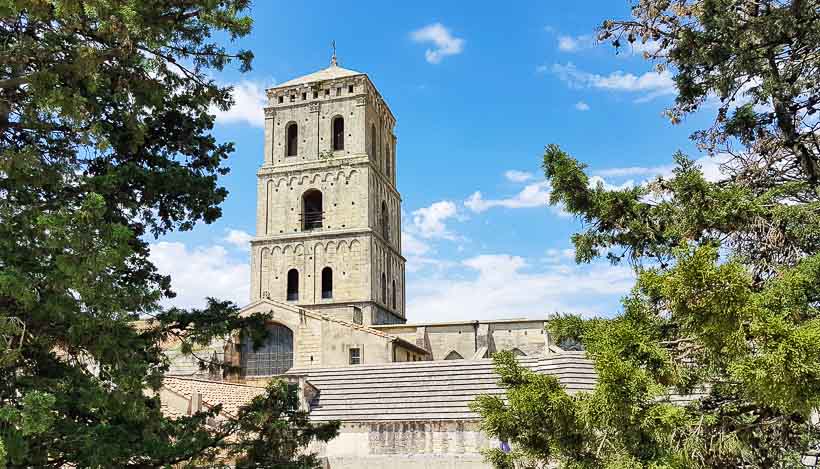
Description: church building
158,56,595,468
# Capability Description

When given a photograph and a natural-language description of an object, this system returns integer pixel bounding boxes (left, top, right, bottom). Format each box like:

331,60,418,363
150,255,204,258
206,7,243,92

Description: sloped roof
287,352,596,422
240,297,414,346
275,64,364,88
162,376,266,417
160,401,188,420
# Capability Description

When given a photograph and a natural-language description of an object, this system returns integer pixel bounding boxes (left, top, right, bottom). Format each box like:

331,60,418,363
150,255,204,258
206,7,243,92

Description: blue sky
150,0,720,322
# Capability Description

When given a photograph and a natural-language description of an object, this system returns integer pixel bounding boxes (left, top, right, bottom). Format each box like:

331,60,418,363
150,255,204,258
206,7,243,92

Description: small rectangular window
325,89,330,97
301,92,307,100
348,85,354,93
313,91,319,99
336,87,341,96
406,351,410,361
278,96,283,104
289,95,295,102
349,347,361,365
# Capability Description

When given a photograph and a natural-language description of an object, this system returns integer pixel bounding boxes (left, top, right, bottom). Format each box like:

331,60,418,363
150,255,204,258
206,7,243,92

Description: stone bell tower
250,54,405,325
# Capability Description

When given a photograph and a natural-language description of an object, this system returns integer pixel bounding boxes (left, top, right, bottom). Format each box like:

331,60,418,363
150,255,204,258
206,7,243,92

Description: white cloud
593,165,672,178
504,170,535,183
558,34,595,52
410,23,465,64
402,230,431,257
593,153,732,184
411,200,460,239
575,101,590,111
465,181,552,213
588,175,636,191
692,153,733,182
407,254,634,321
224,229,253,249
550,62,676,102
150,241,249,309
210,80,268,128
544,248,576,264
628,39,662,56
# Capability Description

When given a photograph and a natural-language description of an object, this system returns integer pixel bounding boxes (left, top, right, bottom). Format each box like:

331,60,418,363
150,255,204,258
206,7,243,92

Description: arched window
302,189,323,230
511,348,527,357
286,269,299,301
392,280,397,309
321,267,333,299
241,323,293,376
381,272,386,304
444,350,464,360
381,201,389,241
286,122,298,157
332,116,344,151
370,124,378,160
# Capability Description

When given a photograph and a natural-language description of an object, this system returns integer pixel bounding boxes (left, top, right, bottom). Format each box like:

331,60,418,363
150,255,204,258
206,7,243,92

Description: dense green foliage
230,381,341,468
0,1,337,467
474,1,820,467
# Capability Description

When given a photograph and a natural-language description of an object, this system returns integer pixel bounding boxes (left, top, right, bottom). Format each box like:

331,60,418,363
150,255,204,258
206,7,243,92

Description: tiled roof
275,64,364,88
162,377,267,417
287,352,596,422
160,401,188,420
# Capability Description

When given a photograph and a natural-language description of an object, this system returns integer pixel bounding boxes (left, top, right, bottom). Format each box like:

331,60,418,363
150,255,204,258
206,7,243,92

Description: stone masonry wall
312,421,495,469
253,67,406,322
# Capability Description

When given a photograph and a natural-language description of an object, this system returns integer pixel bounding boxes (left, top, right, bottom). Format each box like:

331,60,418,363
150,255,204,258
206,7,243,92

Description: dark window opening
348,85,354,93
241,323,294,376
332,117,344,151
313,91,319,99
301,189,323,230
322,267,333,299
381,272,386,304
349,347,361,365
301,92,307,100
286,123,298,157
392,280,397,309
381,201,389,241
289,95,295,102
444,350,464,360
278,96,283,104
336,87,342,96
286,269,299,301
325,89,330,96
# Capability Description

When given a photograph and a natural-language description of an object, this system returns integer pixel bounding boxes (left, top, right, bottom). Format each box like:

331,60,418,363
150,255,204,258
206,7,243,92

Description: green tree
474,0,820,467
229,381,341,469
0,1,337,467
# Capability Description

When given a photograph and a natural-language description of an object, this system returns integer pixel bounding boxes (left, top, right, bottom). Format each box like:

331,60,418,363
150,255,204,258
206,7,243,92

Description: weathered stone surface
251,61,405,324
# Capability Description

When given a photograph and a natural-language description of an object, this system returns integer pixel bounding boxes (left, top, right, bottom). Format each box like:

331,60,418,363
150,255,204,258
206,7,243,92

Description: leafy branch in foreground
476,4,820,464
475,145,820,468
1,1,337,467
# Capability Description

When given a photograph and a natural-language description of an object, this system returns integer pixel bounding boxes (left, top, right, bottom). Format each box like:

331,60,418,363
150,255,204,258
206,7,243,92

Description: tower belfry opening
302,189,323,230
253,59,406,325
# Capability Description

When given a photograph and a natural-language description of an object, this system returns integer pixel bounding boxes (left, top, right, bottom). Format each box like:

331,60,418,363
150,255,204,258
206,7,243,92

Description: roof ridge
164,375,267,389
273,64,365,89
248,298,399,342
